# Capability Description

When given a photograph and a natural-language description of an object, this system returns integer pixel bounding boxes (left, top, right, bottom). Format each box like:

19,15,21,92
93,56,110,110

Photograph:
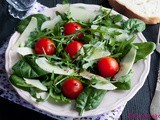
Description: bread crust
108,0,160,24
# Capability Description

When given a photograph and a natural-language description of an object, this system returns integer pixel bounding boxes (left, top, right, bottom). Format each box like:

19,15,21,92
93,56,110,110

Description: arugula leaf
38,72,72,103
49,89,71,103
110,35,136,62
133,42,156,63
111,14,123,23
75,87,106,116
123,18,146,33
16,14,50,33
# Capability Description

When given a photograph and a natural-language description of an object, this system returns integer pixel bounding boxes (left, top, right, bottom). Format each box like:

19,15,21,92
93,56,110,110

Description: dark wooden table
0,0,159,120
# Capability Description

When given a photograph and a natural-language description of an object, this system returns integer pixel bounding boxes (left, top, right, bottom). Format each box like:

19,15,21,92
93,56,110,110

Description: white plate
5,3,151,118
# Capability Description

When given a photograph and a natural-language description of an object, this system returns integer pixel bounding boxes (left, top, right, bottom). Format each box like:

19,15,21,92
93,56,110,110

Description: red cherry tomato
35,38,55,55
64,22,83,40
62,78,83,99
65,41,83,60
97,57,119,78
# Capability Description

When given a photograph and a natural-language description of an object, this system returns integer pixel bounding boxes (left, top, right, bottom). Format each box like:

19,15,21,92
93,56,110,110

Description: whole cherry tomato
62,78,83,99
64,22,83,40
97,57,119,78
65,41,83,60
35,38,55,55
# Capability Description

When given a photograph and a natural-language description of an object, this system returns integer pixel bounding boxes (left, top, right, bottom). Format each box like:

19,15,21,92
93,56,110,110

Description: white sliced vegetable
13,17,37,48
114,47,137,80
91,25,130,41
36,57,116,90
41,15,62,30
84,49,110,61
17,47,34,56
56,4,97,22
80,71,117,90
24,78,47,91
36,57,75,75
56,4,70,13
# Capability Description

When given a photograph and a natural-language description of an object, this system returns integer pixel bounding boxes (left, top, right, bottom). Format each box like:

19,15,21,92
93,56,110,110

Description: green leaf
12,55,48,78
16,14,50,33
123,18,146,33
34,73,71,103
113,79,131,90
62,0,69,4
112,14,123,23
50,89,71,103
133,42,156,63
113,70,133,90
75,87,106,116
9,74,33,91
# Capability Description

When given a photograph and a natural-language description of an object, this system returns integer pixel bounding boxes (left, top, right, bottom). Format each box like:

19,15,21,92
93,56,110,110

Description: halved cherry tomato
64,22,83,40
62,78,83,99
35,38,55,55
97,57,119,78
65,41,83,60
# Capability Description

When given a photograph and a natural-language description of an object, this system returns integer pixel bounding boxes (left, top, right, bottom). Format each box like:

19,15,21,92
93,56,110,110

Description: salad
8,3,155,116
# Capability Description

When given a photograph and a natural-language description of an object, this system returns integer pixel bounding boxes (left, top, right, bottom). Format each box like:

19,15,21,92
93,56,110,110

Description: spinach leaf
133,42,156,63
10,74,49,101
16,14,50,33
12,55,48,78
75,87,106,116
113,70,133,90
114,73,131,90
10,74,43,97
113,80,131,90
123,18,146,33
9,74,33,91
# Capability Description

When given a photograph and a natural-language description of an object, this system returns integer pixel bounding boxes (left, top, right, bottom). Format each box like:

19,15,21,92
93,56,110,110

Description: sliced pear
84,49,110,62
13,17,37,49
114,47,137,80
41,15,62,30
17,47,34,56
35,57,75,75
91,25,130,41
56,4,97,22
24,78,47,91
80,71,117,90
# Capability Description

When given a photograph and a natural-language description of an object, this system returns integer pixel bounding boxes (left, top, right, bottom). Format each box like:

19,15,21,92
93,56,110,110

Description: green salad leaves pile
9,3,155,116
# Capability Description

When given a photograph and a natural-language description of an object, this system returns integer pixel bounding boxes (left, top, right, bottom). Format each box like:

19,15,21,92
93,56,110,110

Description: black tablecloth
0,0,159,120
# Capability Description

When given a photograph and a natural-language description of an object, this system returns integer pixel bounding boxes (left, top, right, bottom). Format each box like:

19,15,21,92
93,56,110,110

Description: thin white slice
80,71,117,90
17,47,34,56
24,78,47,91
114,47,137,80
56,4,97,22
84,49,110,62
36,57,116,90
13,17,38,49
41,15,62,30
36,57,75,75
91,25,130,41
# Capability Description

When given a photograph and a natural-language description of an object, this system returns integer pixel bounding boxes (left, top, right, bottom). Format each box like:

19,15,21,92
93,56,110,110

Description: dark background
0,0,159,120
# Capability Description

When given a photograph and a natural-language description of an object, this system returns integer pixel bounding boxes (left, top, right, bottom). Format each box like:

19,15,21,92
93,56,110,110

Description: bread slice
108,0,160,24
